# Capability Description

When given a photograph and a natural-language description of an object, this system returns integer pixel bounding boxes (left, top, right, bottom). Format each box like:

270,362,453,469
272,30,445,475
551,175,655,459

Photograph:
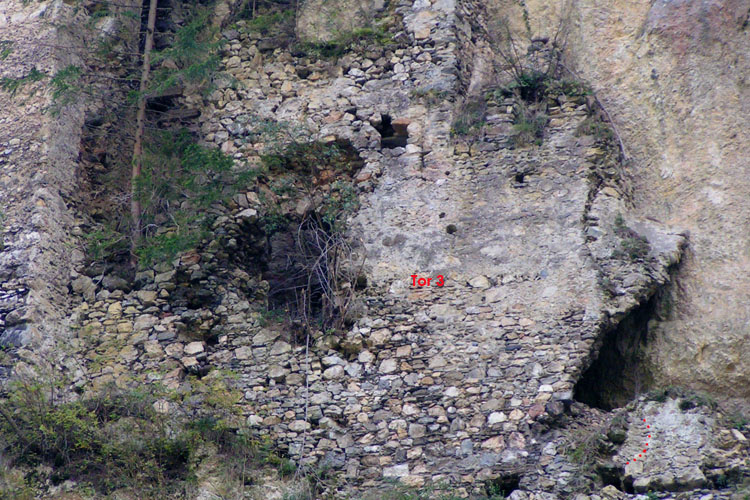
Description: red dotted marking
626,418,652,465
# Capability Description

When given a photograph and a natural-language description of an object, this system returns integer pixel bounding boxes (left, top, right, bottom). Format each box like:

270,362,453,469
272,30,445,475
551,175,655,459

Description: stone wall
66,0,693,495
0,0,88,366
0,0,142,383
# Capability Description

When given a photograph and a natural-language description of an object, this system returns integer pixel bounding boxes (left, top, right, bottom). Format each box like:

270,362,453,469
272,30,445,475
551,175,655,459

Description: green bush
129,128,253,267
0,68,46,96
612,213,651,262
0,381,197,496
294,25,393,59
451,98,487,137
244,9,295,34
0,375,296,498
575,116,615,144
547,78,592,97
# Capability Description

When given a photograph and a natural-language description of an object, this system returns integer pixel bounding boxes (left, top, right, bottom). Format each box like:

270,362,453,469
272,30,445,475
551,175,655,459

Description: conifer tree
131,0,159,256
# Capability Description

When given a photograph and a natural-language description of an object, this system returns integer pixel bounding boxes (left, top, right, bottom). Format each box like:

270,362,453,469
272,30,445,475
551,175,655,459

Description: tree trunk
131,0,159,263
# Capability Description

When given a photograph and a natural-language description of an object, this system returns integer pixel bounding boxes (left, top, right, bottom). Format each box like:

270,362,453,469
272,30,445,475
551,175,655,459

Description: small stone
488,412,507,424
408,423,426,438
323,365,345,379
133,314,158,331
358,350,375,363
509,409,525,421
322,355,344,367
268,365,288,381
136,290,158,307
154,270,175,283
731,428,747,442
153,400,169,414
370,328,392,345
235,346,252,360
107,302,122,318
379,358,398,374
181,356,198,367
237,208,258,220
71,275,96,301
396,345,412,357
289,420,310,432
468,275,491,288
383,464,409,478
600,485,625,499
528,404,545,418
116,321,133,333
184,342,205,355
428,355,447,368
269,341,292,355
481,436,505,450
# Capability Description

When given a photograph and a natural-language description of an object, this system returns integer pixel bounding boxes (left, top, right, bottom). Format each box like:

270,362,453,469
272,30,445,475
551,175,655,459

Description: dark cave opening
376,114,409,148
573,296,658,411
486,473,520,497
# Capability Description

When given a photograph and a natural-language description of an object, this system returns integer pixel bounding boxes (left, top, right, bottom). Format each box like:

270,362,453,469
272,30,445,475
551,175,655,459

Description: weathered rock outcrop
3,0,749,498
64,0,698,495
517,0,750,397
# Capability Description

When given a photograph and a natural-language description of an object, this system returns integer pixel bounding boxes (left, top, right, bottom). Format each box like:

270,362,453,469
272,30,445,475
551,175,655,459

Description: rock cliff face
1,0,749,498
520,0,750,396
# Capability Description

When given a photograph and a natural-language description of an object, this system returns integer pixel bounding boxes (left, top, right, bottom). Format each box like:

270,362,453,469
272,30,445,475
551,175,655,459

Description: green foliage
0,371,300,498
0,40,13,60
451,97,487,137
84,223,130,263
134,227,206,268
0,68,46,96
244,9,295,34
511,100,547,147
547,78,592,97
0,380,196,496
261,139,344,175
48,65,83,115
295,26,393,59
258,308,287,326
321,180,359,231
612,213,651,262
575,116,614,144
728,412,749,431
565,424,608,470
133,128,249,267
646,492,659,500
505,70,548,102
261,211,289,235
147,9,222,99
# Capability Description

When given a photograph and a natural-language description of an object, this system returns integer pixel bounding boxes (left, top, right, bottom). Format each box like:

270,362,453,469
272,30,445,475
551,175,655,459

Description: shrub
410,87,451,107
575,116,615,144
0,380,197,496
294,25,394,59
511,101,548,147
0,373,299,498
451,97,487,137
612,213,651,262
244,9,295,34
